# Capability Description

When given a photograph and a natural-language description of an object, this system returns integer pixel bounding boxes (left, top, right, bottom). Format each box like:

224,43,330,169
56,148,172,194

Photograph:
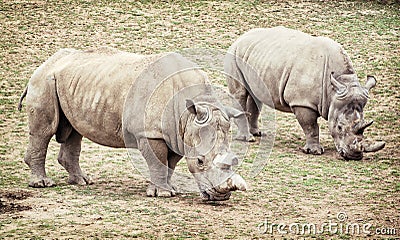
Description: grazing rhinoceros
224,26,385,160
18,47,248,200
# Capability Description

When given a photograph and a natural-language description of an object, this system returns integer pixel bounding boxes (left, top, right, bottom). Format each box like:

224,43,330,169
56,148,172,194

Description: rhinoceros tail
18,86,28,111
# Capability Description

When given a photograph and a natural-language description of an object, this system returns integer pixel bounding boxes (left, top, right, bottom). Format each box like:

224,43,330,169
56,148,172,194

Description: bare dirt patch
0,190,34,214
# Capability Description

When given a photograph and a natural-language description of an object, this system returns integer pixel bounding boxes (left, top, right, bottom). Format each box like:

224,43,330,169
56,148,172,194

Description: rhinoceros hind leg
229,82,255,142
293,107,324,155
25,128,56,188
232,108,256,142
139,138,176,197
247,95,263,137
55,109,73,143
57,129,92,185
25,136,56,188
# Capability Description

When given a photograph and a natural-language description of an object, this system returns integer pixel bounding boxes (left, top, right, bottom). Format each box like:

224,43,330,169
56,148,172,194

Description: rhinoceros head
328,73,385,160
182,98,248,200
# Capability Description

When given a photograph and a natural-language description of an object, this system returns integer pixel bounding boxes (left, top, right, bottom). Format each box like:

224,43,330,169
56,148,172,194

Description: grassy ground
1,0,399,239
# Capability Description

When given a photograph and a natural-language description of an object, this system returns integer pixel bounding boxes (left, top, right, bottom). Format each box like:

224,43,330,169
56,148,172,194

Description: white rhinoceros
224,26,385,160
19,47,248,200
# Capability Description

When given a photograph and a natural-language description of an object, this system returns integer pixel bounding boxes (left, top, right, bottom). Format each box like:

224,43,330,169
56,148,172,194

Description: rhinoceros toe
29,176,56,188
234,134,256,142
302,144,324,155
68,174,93,185
146,184,176,197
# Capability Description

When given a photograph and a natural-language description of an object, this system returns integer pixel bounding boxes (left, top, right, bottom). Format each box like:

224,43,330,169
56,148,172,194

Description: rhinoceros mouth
198,175,234,201
200,189,232,201
338,148,363,160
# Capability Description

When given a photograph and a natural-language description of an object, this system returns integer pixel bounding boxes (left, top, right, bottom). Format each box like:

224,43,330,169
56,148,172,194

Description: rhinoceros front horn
362,141,386,153
354,120,374,135
228,174,248,191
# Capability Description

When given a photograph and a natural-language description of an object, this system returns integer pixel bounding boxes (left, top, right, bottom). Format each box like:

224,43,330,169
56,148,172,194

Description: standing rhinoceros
224,26,385,160
19,47,248,200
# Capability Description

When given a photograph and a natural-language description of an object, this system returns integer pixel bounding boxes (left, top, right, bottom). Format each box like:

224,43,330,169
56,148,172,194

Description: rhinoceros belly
54,50,145,148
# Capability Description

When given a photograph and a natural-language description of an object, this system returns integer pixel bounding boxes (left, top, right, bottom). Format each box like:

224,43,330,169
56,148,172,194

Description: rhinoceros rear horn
354,120,374,135
365,75,377,91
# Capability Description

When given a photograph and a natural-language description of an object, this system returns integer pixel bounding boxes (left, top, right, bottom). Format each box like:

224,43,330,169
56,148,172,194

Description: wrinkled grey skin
225,27,385,160
19,47,247,200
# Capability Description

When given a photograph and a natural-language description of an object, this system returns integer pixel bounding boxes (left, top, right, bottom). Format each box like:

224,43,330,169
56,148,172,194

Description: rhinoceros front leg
167,152,182,192
139,138,176,197
57,129,92,185
293,107,324,155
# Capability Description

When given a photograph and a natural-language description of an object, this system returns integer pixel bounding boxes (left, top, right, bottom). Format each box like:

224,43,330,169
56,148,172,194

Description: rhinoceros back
53,47,157,147
51,47,209,150
229,26,355,118
122,52,210,152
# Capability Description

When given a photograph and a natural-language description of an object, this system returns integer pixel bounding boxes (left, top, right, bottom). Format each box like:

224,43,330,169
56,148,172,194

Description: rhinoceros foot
146,183,176,198
68,174,93,185
29,176,56,188
250,128,262,137
302,143,324,155
234,134,256,142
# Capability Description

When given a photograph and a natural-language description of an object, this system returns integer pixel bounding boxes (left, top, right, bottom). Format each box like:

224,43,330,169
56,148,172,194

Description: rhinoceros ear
186,99,210,124
186,99,197,115
365,75,376,91
330,72,347,96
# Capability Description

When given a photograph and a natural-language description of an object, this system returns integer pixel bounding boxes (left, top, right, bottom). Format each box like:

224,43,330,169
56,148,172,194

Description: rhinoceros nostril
200,191,210,200
231,156,239,166
338,149,345,156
